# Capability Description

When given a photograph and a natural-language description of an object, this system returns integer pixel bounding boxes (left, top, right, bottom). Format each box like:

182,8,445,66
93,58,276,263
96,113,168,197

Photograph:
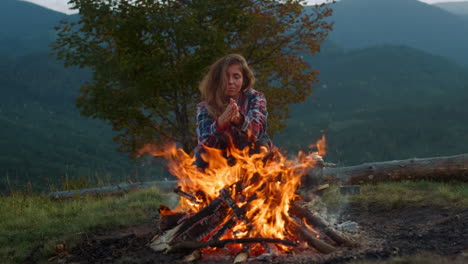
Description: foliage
52,0,333,154
0,187,166,264
0,53,168,194
276,45,468,165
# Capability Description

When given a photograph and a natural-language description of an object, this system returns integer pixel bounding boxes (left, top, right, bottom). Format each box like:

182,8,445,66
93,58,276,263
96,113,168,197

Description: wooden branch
289,203,357,247
309,153,468,185
288,219,335,254
167,238,298,253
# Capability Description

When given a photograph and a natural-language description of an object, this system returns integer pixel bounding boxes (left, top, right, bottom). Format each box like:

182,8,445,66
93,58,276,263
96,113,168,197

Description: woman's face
225,64,244,98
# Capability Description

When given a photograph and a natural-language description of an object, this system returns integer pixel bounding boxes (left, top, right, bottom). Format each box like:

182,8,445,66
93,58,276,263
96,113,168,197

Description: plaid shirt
196,89,271,150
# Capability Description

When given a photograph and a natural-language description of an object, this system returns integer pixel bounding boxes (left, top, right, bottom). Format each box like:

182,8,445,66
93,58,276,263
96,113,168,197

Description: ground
62,204,468,264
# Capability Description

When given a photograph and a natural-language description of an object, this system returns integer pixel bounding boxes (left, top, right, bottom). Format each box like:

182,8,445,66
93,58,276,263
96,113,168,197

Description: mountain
319,0,468,66
0,0,76,55
0,53,167,193
275,45,468,165
0,1,164,193
2,0,468,190
434,1,468,15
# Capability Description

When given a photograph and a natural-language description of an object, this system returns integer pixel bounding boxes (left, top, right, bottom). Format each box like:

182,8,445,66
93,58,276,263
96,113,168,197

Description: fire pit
140,136,357,261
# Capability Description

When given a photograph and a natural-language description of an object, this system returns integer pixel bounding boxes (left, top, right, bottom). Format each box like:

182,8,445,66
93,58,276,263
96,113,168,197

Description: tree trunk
311,153,468,185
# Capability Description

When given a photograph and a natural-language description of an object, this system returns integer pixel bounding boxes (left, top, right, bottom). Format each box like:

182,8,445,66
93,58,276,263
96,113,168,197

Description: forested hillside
0,53,164,193
322,0,468,66
275,45,468,165
2,0,468,192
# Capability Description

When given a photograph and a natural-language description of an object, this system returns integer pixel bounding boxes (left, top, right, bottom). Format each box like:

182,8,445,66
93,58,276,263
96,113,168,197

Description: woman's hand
230,101,244,126
217,99,238,130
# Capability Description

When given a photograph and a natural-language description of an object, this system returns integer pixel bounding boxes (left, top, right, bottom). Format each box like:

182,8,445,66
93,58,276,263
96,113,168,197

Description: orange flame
139,136,326,241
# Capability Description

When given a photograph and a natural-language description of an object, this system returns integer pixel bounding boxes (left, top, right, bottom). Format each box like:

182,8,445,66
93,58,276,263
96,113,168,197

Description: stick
294,224,336,254
290,203,357,247
167,238,298,253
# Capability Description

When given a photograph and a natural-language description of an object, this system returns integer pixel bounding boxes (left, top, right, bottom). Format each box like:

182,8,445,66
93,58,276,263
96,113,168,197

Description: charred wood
174,186,202,205
159,205,187,232
166,238,298,253
289,220,336,254
289,203,357,247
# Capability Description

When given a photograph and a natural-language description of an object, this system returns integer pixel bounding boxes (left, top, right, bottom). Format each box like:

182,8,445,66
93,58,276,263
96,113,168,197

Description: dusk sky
21,0,468,15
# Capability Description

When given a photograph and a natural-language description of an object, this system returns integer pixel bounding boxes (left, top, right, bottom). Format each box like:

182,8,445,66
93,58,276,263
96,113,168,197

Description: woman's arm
238,91,268,140
196,103,225,147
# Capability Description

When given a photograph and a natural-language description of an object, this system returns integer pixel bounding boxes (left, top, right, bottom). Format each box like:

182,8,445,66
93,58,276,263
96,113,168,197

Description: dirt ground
62,205,468,264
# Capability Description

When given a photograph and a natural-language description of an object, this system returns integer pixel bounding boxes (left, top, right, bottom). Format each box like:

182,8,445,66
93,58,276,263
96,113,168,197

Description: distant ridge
0,0,73,55
318,0,468,66
277,44,468,165
434,1,468,16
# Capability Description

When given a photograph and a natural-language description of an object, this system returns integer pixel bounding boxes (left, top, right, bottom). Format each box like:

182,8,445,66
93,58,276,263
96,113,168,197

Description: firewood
172,198,227,241
159,205,187,232
149,224,181,252
289,203,358,247
166,238,298,253
289,220,336,254
174,186,202,205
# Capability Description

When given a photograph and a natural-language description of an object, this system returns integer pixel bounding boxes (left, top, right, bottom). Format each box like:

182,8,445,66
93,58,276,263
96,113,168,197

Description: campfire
140,136,356,262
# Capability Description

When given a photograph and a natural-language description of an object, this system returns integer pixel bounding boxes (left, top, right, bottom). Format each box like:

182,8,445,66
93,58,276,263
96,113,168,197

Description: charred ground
62,204,467,264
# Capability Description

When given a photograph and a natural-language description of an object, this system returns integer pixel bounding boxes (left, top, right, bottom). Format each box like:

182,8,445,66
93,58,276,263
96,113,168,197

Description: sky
21,0,468,15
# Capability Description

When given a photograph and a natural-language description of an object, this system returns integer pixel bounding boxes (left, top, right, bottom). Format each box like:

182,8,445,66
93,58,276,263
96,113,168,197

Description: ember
139,136,356,261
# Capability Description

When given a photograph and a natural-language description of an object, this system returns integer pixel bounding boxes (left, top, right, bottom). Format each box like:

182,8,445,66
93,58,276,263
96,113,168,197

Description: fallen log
49,180,178,200
49,154,468,199
310,153,468,185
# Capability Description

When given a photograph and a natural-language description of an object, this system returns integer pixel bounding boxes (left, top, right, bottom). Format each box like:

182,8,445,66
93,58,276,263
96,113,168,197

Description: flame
139,136,326,241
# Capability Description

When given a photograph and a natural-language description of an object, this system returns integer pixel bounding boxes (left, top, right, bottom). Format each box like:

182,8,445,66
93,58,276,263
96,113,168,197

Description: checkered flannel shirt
196,89,270,150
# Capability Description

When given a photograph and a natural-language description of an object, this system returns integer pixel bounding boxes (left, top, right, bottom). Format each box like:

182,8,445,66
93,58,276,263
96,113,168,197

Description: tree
52,0,333,155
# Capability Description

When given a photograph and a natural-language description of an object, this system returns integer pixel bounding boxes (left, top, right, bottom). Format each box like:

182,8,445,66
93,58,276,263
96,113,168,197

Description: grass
1,181,467,263
0,187,168,264
318,181,468,214
353,181,468,211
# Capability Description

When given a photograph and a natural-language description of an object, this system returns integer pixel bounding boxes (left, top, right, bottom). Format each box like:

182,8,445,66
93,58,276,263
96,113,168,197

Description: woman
195,54,273,170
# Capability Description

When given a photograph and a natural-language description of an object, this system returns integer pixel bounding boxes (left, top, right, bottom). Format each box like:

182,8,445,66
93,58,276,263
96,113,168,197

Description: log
166,238,298,253
49,153,468,199
311,153,468,185
49,180,178,199
289,203,357,247
288,221,336,254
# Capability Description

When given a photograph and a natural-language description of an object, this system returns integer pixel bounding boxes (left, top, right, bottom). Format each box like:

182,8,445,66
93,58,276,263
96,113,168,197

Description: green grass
1,181,467,263
320,181,468,213
0,187,167,264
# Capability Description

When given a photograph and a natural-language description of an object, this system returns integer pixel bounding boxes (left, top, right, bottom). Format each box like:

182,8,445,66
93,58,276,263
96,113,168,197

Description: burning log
289,203,358,247
166,238,298,253
152,183,350,257
290,223,336,254
306,153,468,186
143,139,355,259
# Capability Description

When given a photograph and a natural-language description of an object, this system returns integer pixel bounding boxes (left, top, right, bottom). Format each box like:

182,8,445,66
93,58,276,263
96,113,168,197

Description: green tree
52,0,333,155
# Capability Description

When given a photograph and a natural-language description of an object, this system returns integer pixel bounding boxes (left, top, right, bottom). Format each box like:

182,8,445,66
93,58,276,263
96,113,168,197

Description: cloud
21,0,468,15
